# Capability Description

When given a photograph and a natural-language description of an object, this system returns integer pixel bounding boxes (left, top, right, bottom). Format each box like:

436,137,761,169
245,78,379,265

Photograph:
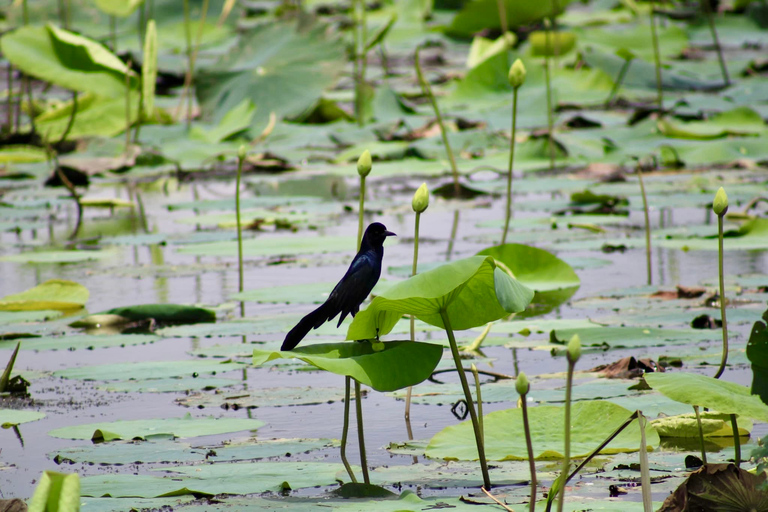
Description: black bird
281,222,396,351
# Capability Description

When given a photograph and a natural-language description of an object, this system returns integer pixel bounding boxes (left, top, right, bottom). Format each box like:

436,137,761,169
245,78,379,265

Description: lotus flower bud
357,149,372,177
713,187,728,216
238,145,247,161
508,58,526,89
412,182,429,213
515,371,529,395
567,334,581,364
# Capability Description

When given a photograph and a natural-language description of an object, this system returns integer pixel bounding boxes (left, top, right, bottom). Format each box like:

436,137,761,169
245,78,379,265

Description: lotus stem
22,0,29,23
731,413,741,467
353,0,363,126
606,58,632,105
6,63,12,133
55,159,82,240
24,76,34,134
518,384,536,511
471,364,484,445
235,147,245,296
357,175,366,248
405,210,422,420
355,379,370,484
638,411,652,512
714,210,729,379
502,86,519,245
415,47,460,198
648,0,663,112
110,15,117,51
701,0,729,86
125,62,132,153
441,308,492,489
182,0,191,125
340,379,358,483
59,91,78,145
177,0,209,127
693,405,707,464
496,0,508,34
447,209,459,261
637,163,652,285
544,19,555,171
556,336,580,512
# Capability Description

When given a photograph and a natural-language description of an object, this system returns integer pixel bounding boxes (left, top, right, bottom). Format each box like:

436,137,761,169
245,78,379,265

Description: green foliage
1,24,135,97
426,400,658,460
28,471,80,512
253,340,443,392
644,372,768,422
747,309,768,406
196,21,345,129
347,256,534,340
0,280,89,311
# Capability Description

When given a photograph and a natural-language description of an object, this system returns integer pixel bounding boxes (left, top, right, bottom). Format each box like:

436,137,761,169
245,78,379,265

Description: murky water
1,172,764,503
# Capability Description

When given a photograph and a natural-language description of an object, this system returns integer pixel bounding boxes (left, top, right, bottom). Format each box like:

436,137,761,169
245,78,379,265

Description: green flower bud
357,149,372,177
567,334,581,364
412,182,429,213
515,371,529,395
713,187,728,216
508,58,527,89
237,145,247,161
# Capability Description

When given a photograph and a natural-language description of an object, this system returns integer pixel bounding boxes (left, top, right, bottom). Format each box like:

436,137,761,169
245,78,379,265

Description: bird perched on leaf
281,222,396,351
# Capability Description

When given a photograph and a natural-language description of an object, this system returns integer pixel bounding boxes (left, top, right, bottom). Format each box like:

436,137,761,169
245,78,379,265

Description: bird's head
364,222,396,246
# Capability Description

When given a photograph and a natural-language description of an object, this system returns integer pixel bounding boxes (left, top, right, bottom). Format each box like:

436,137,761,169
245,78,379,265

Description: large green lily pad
49,414,264,441
253,340,443,392
426,400,659,461
347,256,534,340
0,280,88,312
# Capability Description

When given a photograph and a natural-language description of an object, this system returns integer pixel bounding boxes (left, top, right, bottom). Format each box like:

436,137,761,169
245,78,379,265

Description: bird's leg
375,327,380,341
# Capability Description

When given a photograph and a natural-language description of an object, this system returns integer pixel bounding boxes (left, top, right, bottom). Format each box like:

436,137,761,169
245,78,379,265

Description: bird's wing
327,251,380,326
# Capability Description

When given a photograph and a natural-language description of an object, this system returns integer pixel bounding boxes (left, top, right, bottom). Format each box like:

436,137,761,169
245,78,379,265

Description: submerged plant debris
1,0,768,510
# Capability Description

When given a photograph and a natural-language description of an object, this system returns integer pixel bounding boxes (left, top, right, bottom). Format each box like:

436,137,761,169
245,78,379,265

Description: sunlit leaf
347,256,534,340
0,280,88,312
426,400,658,460
253,340,442,392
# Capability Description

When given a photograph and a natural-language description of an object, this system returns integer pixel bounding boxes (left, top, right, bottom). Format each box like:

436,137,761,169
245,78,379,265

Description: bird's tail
281,302,335,351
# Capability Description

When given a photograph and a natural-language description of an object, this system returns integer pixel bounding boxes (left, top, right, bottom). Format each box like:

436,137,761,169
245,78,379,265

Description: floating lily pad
177,386,346,408
0,279,88,312
0,333,159,352
0,409,46,427
426,400,659,461
53,359,245,382
80,461,351,497
49,414,264,441
644,372,768,423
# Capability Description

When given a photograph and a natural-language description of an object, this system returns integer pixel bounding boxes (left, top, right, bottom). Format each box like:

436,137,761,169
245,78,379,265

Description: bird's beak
384,230,396,237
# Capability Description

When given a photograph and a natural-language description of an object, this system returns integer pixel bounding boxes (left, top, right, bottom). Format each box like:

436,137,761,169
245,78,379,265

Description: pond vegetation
1,0,768,510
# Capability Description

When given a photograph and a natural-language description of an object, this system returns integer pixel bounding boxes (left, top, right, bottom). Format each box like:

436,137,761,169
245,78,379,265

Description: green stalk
125,62,132,153
0,342,20,393
353,0,363,126
471,364,484,445
6,63,12,133
701,0,729,87
519,389,536,511
235,148,245,296
415,47,460,197
637,164,652,285
731,413,741,467
606,58,632,105
693,405,708,464
496,0,508,34
355,379,370,484
58,91,78,145
441,309,491,489
502,87,519,245
648,0,663,112
713,212,728,379
405,209,422,420
544,20,555,171
357,176,366,248
340,381,357,483
110,15,117,51
446,209,459,261
556,346,578,512
638,412,652,512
